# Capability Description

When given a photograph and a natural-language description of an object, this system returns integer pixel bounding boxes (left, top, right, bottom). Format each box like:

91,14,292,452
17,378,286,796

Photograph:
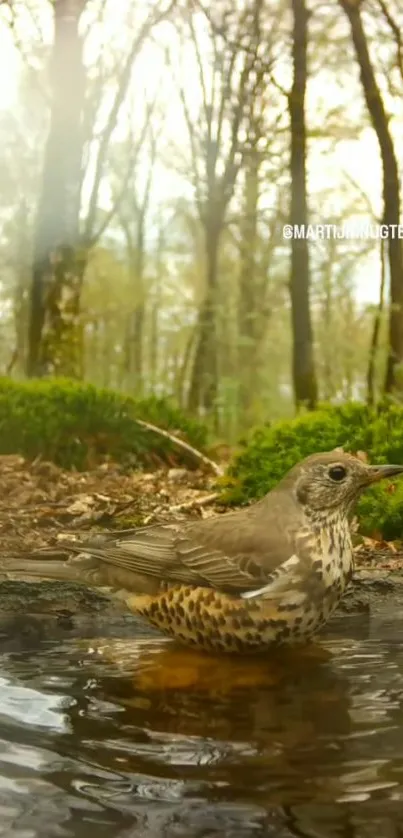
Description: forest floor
0,453,223,560
0,453,402,620
0,451,402,567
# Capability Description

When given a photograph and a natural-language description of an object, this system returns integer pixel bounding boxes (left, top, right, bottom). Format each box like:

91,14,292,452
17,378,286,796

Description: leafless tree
170,0,278,420
339,0,403,395
27,0,176,377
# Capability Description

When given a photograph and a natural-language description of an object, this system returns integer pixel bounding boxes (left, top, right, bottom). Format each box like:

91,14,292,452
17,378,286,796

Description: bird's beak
365,464,403,483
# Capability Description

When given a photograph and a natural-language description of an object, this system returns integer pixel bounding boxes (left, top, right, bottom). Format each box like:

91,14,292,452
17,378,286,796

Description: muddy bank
0,569,401,616
0,568,401,629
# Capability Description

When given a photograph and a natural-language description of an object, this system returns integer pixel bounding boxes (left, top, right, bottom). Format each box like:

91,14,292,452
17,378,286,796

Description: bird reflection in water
54,637,353,802
2,625,402,838
59,637,401,838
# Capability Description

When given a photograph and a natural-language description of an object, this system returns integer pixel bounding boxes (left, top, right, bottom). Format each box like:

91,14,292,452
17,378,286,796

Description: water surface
0,610,403,836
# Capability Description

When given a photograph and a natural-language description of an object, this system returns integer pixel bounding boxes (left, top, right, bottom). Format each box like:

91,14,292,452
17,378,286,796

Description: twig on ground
169,492,220,513
135,419,224,476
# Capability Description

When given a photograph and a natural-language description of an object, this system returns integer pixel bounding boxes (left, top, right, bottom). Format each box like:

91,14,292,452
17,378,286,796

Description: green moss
223,401,403,539
109,515,147,530
0,377,208,470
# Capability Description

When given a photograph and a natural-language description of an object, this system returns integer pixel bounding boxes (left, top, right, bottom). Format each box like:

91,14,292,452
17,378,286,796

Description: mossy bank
0,377,208,470
223,402,403,541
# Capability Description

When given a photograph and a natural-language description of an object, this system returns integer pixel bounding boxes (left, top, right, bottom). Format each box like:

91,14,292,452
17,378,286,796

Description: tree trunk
176,328,196,408
132,307,145,392
339,0,403,394
147,224,164,394
187,224,219,415
322,259,333,402
27,0,87,378
121,203,148,395
367,238,386,406
13,199,31,373
178,2,267,420
148,299,159,393
238,151,260,425
289,0,318,410
125,238,145,395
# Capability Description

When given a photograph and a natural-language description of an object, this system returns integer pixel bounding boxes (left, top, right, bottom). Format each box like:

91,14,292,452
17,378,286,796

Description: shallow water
1,611,403,836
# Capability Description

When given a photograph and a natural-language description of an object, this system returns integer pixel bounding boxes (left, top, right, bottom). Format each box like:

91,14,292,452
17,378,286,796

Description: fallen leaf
362,536,378,548
386,541,398,553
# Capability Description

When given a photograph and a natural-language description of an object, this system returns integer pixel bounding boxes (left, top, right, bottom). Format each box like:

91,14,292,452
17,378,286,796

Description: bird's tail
0,556,91,583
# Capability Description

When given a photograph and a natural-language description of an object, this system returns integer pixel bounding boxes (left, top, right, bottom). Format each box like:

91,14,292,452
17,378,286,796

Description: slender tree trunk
342,294,355,400
148,224,165,394
133,218,145,393
102,316,111,388
238,151,259,425
126,232,145,395
175,328,195,407
187,293,217,412
148,300,159,392
367,238,386,406
13,199,31,373
322,260,333,401
132,307,145,392
289,0,318,410
187,223,219,415
339,0,403,394
121,205,148,394
27,0,87,378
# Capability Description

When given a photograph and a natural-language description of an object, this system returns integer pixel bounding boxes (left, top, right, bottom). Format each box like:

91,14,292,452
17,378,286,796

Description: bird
5,450,403,654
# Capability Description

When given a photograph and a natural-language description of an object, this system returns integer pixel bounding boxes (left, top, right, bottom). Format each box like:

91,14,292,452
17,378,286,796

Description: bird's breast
317,522,353,589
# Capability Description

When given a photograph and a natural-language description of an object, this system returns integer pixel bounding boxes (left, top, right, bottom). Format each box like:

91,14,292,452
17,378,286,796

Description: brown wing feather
172,494,306,591
67,489,306,595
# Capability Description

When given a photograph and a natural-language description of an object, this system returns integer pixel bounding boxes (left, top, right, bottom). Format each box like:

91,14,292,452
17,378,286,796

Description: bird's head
282,450,403,517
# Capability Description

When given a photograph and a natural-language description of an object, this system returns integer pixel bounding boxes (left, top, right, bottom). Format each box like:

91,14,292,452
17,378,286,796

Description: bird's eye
328,465,347,482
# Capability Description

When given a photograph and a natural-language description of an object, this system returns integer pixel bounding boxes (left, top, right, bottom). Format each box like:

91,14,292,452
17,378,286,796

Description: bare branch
88,161,134,246
140,123,157,219
188,12,211,135
84,0,177,243
81,0,109,41
376,0,403,84
342,170,381,222
135,418,224,476
214,39,237,168
220,1,268,206
89,93,158,245
172,0,273,228
193,0,273,60
170,492,220,512
169,43,204,217
1,1,50,102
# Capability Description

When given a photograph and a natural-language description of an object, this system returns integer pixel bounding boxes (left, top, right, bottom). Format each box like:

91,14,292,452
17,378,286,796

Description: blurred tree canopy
0,0,402,438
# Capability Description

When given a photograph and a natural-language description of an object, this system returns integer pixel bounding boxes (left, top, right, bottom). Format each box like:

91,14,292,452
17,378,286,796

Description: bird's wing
69,523,196,584
172,521,312,594
68,495,311,596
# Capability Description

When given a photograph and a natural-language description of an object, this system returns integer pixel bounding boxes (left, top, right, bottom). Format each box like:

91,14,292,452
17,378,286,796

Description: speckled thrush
6,451,403,653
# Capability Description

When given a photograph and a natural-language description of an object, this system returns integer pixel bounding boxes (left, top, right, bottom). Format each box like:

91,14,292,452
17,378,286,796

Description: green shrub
0,377,208,470
223,402,403,540
356,481,403,540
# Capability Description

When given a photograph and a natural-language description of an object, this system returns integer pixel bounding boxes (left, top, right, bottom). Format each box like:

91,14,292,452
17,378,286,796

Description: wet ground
1,609,403,837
